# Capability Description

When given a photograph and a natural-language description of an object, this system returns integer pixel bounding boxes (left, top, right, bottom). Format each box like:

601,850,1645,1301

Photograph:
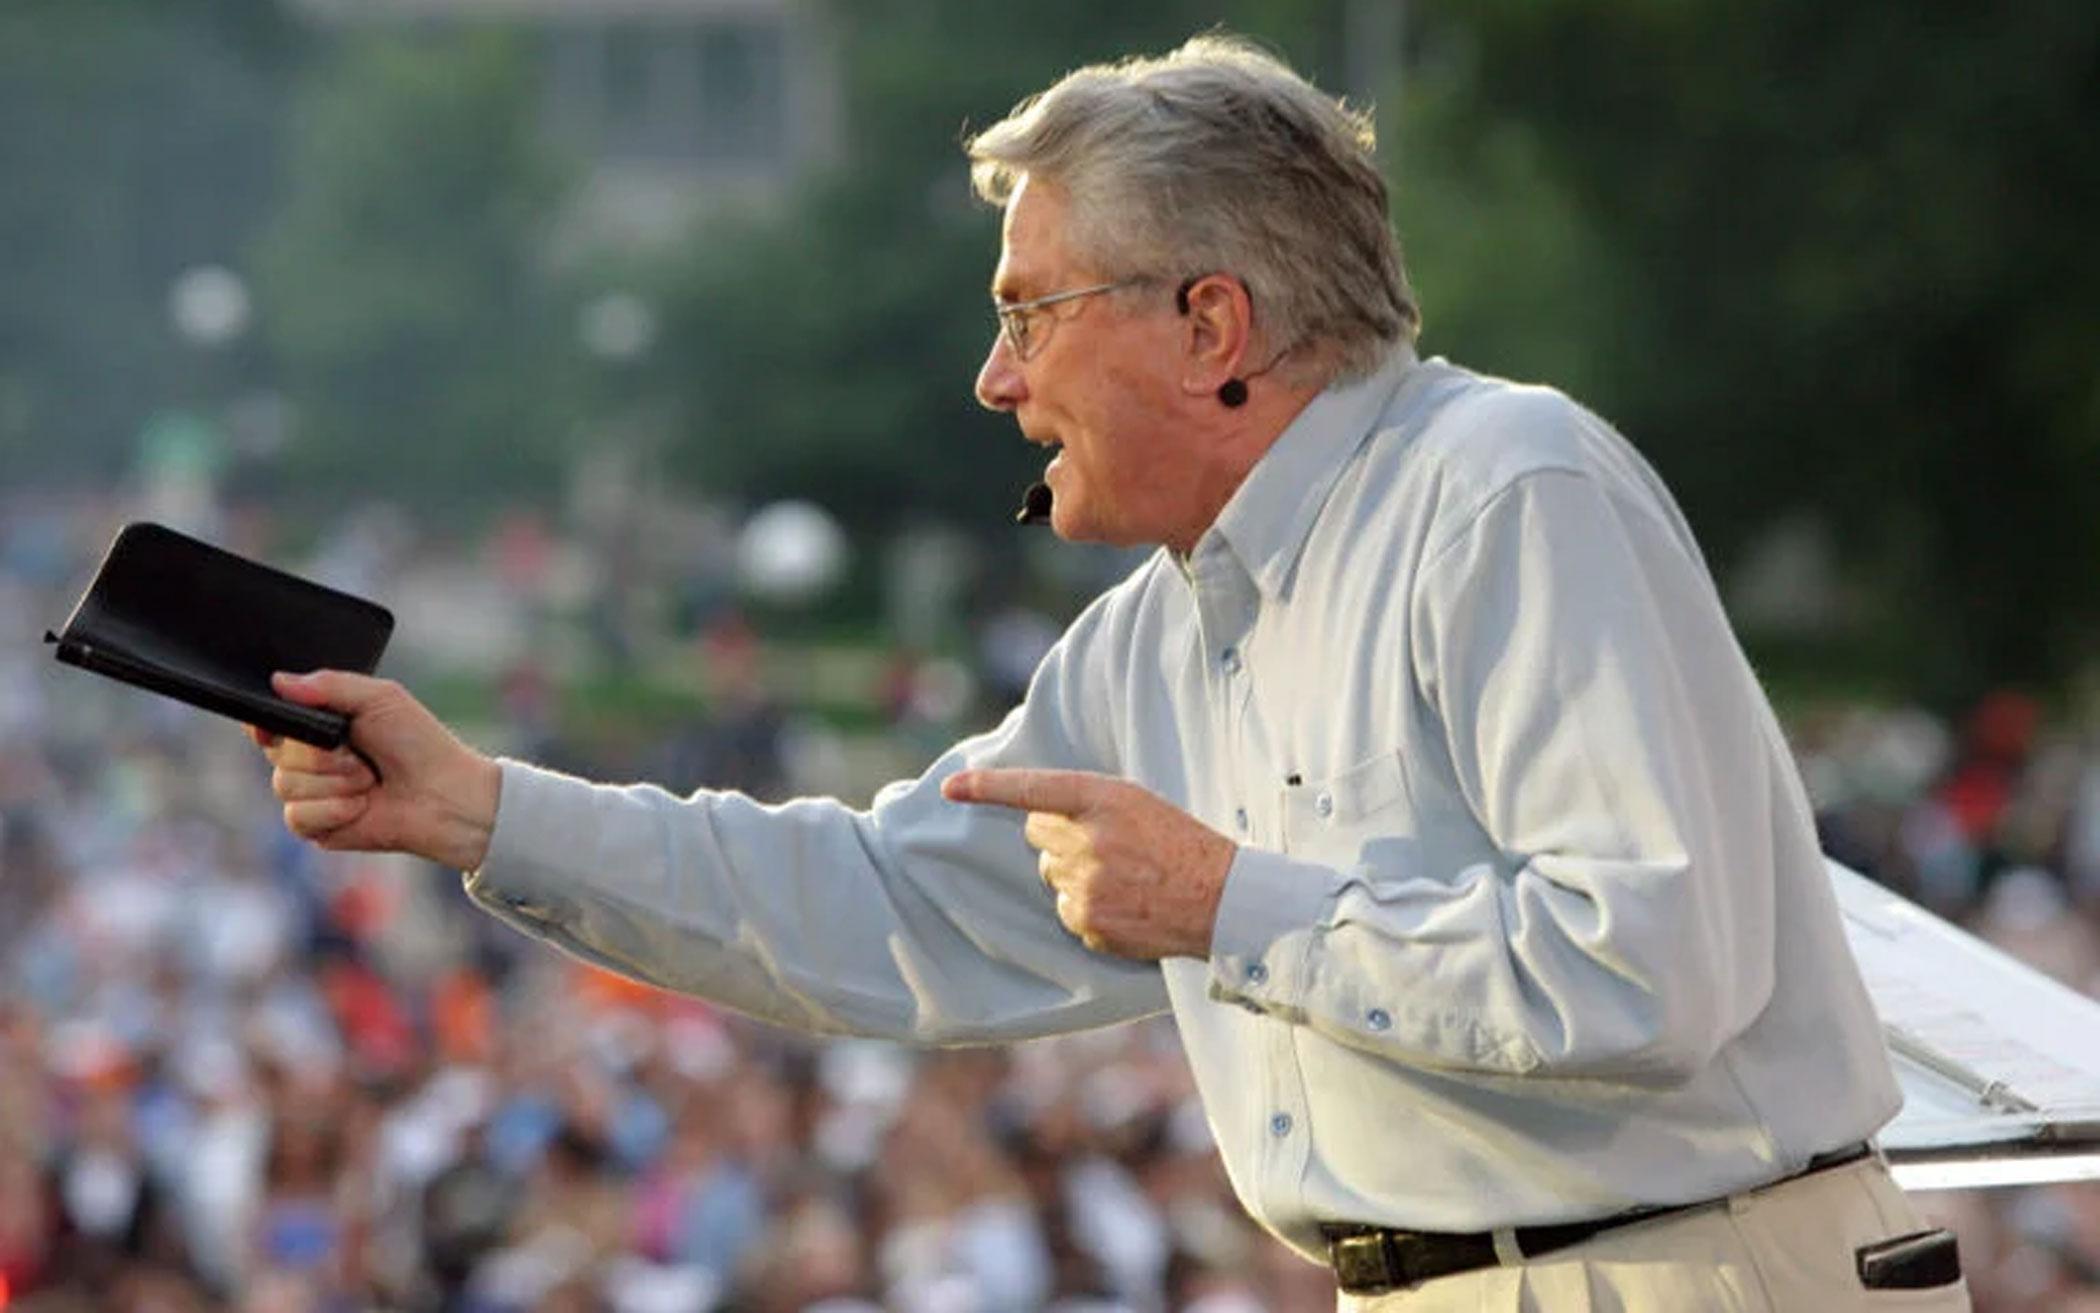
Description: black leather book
44,521,394,749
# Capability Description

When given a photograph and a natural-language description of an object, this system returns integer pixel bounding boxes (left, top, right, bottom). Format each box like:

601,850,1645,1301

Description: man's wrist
437,752,502,871
1173,833,1236,960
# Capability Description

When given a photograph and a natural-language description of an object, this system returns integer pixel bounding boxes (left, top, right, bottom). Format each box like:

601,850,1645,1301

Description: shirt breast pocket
1281,749,1417,869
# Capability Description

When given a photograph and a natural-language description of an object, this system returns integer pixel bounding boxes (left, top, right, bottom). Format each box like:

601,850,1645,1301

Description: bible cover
44,521,394,749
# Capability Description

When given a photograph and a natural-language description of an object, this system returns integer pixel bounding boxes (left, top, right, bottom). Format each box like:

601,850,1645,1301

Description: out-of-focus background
2,1,2097,1310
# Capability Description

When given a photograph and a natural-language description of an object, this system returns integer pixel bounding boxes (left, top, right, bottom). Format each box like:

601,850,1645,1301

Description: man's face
975,177,1192,548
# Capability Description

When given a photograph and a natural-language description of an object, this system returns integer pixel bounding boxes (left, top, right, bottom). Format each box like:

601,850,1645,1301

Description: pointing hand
941,767,1235,960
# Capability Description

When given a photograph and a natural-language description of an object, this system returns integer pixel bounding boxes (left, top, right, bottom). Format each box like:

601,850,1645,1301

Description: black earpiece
1177,276,1251,408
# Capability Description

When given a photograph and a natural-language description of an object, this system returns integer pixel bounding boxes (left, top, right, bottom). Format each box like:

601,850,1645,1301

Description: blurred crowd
1793,689,2100,1310
3,496,2098,1312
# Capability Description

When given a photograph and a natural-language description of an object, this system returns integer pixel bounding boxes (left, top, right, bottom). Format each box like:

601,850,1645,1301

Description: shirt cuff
462,758,606,926
1206,846,1345,1008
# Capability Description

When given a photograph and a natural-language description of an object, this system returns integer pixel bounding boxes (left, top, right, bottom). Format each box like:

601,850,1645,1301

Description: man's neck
1163,380,1324,556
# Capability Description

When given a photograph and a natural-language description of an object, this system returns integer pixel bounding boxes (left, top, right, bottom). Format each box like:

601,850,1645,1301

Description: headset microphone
1016,481,1053,525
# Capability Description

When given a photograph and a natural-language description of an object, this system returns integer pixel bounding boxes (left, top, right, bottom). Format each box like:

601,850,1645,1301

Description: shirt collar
1195,346,1420,600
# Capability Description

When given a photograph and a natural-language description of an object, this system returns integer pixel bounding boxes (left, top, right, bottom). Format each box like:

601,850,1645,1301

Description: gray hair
966,33,1419,384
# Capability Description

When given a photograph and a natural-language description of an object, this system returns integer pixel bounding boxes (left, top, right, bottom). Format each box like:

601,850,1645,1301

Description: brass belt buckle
1330,1232,1400,1293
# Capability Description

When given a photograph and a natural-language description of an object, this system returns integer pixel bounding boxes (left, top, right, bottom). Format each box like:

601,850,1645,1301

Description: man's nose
975,334,1025,412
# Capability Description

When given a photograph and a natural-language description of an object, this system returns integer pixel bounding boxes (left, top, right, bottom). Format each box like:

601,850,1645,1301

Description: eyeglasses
992,278,1148,361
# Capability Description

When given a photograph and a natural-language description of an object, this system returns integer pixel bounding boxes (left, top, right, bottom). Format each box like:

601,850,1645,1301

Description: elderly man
254,35,1969,1310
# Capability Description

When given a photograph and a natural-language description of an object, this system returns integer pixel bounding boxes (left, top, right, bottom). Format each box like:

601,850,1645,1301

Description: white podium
1834,861,2100,1190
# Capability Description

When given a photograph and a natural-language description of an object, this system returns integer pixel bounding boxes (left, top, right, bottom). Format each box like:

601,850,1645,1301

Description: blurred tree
0,0,292,482
3,2,2089,695
649,1,1357,539
635,0,2100,693
252,30,578,514
1397,0,2100,696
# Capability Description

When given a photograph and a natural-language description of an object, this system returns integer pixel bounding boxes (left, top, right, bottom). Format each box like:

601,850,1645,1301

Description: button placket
1190,559,1259,855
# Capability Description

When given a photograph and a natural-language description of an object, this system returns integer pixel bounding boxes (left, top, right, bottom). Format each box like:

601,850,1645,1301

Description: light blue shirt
466,349,1902,1258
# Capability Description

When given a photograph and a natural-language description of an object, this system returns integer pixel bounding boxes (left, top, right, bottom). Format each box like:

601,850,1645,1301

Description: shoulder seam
1417,464,1591,576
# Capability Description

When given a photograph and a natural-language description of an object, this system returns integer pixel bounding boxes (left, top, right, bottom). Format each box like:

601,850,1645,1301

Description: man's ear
1177,274,1254,400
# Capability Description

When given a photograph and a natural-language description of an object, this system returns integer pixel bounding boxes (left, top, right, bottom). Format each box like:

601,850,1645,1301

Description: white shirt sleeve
1208,467,1779,1084
464,590,1171,1043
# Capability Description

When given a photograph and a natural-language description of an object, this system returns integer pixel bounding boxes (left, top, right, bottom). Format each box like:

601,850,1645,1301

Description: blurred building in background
287,0,841,256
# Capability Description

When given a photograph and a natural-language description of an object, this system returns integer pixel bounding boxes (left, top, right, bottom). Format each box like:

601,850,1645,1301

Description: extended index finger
942,767,1105,816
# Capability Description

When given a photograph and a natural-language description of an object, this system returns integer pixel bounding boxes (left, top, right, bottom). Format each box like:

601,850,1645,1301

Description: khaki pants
1344,1156,1971,1311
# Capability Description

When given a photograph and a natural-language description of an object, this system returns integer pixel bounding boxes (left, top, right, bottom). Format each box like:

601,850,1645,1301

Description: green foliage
1389,70,1651,415
650,0,2097,696
649,0,1356,534
1398,0,2100,695
0,1,291,478
252,30,578,515
5,1,2091,700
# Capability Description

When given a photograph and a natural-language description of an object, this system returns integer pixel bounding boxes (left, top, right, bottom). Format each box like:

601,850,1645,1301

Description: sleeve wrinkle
1277,468,1771,1084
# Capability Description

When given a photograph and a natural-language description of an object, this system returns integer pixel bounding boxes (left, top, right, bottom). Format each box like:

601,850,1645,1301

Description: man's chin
1043,475,1150,546
1047,504,1089,542
1050,501,1149,549
1048,496,1102,544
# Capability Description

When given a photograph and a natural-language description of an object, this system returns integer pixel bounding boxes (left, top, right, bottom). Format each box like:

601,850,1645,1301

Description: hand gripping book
44,521,394,749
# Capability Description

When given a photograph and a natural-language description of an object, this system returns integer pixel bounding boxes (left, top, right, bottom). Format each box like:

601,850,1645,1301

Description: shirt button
1233,806,1249,832
1366,1008,1392,1031
1270,1112,1293,1138
1220,646,1242,675
1245,961,1268,986
1314,792,1335,819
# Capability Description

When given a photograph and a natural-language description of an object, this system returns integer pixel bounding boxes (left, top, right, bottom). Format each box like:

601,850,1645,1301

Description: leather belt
1321,1141,1874,1295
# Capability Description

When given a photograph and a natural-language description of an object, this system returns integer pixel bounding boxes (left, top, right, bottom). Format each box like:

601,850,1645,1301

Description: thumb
271,668,392,713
